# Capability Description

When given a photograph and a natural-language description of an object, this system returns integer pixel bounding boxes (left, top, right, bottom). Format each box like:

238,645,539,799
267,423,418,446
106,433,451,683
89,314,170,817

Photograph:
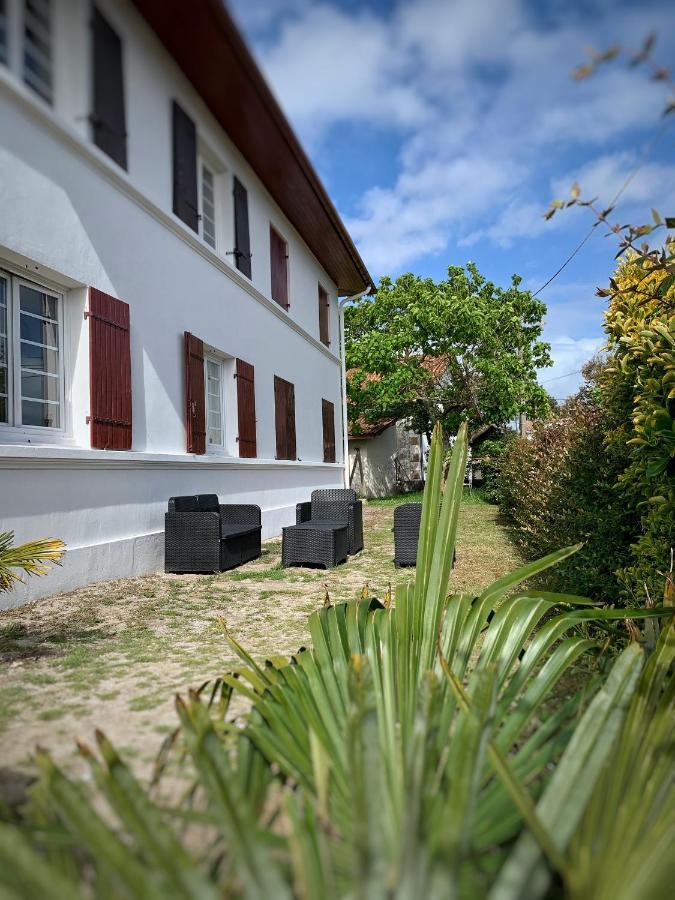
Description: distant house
0,0,372,605
348,418,428,499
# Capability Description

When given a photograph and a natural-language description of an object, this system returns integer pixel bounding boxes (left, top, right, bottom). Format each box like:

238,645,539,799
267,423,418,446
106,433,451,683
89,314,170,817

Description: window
91,6,127,169
270,226,289,309
23,0,52,103
0,0,7,66
199,161,217,249
205,355,224,448
318,284,330,346
172,100,199,232
274,375,296,460
0,269,63,430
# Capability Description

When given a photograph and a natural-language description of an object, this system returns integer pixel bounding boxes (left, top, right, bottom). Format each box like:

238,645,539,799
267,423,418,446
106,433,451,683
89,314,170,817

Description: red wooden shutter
236,358,257,458
274,375,296,460
322,399,336,462
87,288,132,450
318,284,330,346
184,331,206,454
270,226,289,309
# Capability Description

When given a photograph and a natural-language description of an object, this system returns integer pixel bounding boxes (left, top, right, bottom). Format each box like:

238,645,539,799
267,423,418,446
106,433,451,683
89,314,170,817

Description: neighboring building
349,418,427,499
0,0,372,606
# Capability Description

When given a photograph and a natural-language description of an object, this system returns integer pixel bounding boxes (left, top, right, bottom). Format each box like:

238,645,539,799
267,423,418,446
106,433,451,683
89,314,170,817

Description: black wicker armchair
393,502,456,568
165,494,261,573
295,488,364,555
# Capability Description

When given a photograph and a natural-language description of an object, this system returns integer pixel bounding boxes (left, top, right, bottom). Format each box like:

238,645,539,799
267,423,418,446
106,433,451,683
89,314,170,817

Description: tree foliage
345,263,552,437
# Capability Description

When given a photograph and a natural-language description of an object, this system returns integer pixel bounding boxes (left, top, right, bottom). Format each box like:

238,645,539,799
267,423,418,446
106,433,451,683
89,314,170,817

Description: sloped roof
132,0,374,295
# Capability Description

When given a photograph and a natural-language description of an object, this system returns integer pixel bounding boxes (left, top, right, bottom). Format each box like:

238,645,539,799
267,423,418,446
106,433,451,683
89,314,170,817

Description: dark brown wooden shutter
236,358,257,458
318,284,330,346
91,6,127,169
184,332,206,454
322,399,336,462
233,176,251,278
274,376,296,460
87,288,132,450
172,101,198,231
270,227,289,309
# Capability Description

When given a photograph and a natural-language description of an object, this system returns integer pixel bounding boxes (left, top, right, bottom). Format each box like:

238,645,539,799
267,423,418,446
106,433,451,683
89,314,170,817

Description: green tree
345,263,552,437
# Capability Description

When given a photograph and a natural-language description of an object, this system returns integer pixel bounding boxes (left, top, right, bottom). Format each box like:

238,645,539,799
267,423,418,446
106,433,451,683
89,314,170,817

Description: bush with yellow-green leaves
603,257,675,603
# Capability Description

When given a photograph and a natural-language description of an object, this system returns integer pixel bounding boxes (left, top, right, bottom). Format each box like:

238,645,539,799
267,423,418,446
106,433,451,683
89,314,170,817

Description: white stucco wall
0,0,348,607
349,426,399,499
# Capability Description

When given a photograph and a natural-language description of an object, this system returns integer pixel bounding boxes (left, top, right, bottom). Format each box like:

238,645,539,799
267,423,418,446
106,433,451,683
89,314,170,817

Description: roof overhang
132,0,374,295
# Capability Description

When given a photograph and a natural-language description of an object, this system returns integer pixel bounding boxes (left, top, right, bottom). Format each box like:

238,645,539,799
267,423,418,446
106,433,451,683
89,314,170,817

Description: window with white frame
205,355,224,448
199,161,217,250
0,0,8,66
0,269,63,430
23,0,52,103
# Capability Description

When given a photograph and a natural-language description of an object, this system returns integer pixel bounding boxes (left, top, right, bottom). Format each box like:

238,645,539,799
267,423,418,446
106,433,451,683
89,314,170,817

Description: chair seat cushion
220,524,262,540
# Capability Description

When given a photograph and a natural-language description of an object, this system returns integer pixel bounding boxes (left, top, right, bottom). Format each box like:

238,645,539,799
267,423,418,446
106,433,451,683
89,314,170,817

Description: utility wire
532,119,672,298
540,368,583,383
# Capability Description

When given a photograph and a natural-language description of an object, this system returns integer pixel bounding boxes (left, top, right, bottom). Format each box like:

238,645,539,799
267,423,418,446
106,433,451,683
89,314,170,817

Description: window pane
0,304,5,336
21,370,59,402
20,313,59,348
19,284,58,320
201,164,216,249
22,398,59,428
20,341,58,373
0,395,6,423
23,0,52,103
0,335,7,366
205,357,223,446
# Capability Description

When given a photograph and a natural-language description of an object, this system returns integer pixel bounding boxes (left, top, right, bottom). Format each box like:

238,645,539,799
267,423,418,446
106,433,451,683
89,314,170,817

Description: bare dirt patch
0,498,520,784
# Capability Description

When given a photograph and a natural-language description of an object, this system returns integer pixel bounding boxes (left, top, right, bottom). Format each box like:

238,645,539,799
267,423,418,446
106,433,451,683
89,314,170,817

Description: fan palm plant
0,424,671,898
0,531,65,592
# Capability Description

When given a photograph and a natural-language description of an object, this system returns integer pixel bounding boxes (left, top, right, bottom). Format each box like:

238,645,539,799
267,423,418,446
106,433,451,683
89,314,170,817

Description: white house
0,0,373,607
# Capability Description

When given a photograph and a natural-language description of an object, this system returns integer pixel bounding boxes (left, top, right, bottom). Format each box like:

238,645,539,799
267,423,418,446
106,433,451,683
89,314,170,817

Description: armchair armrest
296,501,312,524
219,504,261,530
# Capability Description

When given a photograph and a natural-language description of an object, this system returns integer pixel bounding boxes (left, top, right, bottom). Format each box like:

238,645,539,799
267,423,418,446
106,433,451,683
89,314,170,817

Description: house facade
0,0,372,607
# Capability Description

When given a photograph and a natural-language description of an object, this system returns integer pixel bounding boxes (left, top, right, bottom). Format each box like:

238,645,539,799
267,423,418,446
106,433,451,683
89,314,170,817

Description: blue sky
230,0,675,398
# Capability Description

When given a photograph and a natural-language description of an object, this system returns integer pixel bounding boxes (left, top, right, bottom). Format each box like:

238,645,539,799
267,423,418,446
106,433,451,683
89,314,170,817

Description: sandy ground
0,499,520,790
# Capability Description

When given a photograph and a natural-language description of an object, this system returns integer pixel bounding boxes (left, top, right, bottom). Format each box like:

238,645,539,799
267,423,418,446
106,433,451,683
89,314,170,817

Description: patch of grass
129,693,168,713
367,491,425,508
0,622,28,641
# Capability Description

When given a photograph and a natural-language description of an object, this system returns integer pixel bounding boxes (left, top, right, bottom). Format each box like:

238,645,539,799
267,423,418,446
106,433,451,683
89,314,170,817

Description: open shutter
274,376,296,460
87,288,132,450
318,284,330,346
91,6,127,169
270,227,289,309
236,358,257,458
172,101,198,231
184,332,206,454
322,399,336,462
233,176,251,278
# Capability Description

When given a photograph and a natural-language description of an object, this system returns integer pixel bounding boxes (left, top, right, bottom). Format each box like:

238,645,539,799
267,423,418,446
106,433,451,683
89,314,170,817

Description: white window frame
204,353,225,451
0,266,66,441
198,158,217,251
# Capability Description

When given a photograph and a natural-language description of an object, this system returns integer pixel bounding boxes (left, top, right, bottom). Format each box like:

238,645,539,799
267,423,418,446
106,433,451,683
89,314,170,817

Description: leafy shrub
475,432,517,504
602,258,675,603
1,425,672,899
498,366,638,603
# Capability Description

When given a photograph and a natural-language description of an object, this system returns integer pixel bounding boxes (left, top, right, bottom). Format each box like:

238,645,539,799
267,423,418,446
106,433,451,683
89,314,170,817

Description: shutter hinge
87,415,132,426
84,310,128,330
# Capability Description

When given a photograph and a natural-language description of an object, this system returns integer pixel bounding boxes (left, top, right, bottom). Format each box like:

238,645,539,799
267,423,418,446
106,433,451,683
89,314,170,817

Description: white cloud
538,335,605,399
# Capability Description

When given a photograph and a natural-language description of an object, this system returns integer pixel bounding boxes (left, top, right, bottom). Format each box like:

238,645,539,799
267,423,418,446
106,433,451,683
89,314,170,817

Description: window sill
0,444,344,470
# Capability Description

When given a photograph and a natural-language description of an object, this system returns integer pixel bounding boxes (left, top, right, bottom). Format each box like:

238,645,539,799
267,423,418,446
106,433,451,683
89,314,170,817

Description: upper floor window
270,226,289,310
91,6,127,169
318,283,330,346
0,269,63,430
199,161,217,250
23,0,52,104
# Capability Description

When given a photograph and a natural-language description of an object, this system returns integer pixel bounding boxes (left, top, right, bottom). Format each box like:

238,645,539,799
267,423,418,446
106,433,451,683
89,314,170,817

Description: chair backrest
311,489,356,506
310,489,356,524
168,494,219,513
394,502,422,526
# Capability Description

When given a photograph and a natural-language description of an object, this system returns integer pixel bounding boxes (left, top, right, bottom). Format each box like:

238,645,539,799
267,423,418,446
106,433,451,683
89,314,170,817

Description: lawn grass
0,494,521,782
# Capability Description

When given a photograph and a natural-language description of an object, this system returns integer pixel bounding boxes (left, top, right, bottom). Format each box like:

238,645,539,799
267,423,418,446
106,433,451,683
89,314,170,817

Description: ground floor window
205,354,224,448
0,269,63,430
